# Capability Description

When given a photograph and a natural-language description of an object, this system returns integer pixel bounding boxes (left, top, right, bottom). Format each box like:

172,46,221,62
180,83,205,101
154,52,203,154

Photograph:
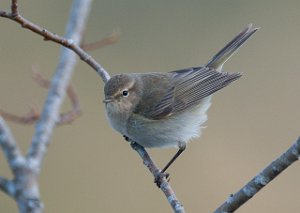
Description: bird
103,24,258,185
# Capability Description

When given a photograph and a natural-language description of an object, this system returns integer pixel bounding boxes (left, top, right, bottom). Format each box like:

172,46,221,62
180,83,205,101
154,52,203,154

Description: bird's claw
123,135,130,142
154,172,170,188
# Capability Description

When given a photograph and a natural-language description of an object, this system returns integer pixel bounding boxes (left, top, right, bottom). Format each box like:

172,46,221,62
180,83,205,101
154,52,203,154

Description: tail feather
206,24,259,71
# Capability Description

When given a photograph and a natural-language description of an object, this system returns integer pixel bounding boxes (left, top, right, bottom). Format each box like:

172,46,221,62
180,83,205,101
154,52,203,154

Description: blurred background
0,0,300,212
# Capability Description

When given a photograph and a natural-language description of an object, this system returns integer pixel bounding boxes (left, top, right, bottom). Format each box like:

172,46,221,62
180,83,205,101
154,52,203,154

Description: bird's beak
102,98,113,103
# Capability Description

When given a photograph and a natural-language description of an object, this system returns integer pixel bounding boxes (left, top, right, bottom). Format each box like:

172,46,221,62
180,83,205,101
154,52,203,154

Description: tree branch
1,6,183,211
0,1,96,212
214,137,300,213
0,176,15,198
32,69,82,124
0,117,26,175
0,1,186,211
11,0,18,15
81,29,120,51
0,107,40,125
130,142,185,213
0,69,82,125
25,0,93,173
0,2,110,83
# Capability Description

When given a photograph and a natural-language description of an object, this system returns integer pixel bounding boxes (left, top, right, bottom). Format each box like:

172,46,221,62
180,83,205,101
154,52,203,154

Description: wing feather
145,67,241,119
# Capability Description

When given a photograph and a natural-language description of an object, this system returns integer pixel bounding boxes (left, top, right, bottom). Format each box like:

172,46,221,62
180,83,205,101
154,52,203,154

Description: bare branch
0,117,26,175
25,0,93,173
57,85,82,124
11,0,18,15
214,137,300,213
0,177,15,198
1,1,185,212
81,29,120,51
130,142,185,213
0,1,110,83
0,70,82,125
0,1,95,212
32,68,82,125
0,107,39,125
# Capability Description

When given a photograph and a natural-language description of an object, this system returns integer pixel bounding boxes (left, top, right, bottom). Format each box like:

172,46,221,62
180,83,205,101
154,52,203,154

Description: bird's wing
138,67,241,120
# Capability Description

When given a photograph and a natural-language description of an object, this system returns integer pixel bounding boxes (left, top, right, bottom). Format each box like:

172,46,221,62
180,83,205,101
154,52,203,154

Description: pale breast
126,97,212,148
105,103,129,136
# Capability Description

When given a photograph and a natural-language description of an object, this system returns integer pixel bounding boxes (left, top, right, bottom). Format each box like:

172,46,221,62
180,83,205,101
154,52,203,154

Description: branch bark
0,116,42,213
0,176,15,198
0,0,94,212
214,137,300,213
130,142,185,213
0,117,25,175
0,2,110,83
27,0,93,173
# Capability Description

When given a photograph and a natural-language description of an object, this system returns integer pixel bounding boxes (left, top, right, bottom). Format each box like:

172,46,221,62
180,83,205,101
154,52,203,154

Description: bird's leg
161,145,186,174
155,144,186,187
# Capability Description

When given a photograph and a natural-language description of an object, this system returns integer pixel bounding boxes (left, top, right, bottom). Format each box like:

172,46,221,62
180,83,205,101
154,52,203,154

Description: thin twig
214,137,300,213
0,70,82,125
0,3,110,83
81,29,120,51
130,142,185,213
0,107,39,125
32,68,82,124
11,0,18,15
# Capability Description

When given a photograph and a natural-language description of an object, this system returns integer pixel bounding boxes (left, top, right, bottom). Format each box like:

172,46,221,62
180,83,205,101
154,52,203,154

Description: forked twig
32,67,82,124
0,68,82,125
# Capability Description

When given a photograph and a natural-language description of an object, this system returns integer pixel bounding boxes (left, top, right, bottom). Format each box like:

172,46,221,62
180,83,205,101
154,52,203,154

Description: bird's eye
122,89,129,97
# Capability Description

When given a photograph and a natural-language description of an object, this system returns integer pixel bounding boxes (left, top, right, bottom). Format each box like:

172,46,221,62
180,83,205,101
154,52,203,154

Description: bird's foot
123,135,130,142
154,171,170,188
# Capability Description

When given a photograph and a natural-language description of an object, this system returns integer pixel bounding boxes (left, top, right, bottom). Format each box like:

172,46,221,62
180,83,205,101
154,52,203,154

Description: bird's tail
206,24,259,71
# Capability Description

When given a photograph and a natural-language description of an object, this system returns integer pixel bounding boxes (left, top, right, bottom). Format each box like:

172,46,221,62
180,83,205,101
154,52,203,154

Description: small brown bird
103,24,258,184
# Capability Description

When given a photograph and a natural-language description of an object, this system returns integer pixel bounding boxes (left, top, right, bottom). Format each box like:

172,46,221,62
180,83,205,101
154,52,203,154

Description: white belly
126,97,212,148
